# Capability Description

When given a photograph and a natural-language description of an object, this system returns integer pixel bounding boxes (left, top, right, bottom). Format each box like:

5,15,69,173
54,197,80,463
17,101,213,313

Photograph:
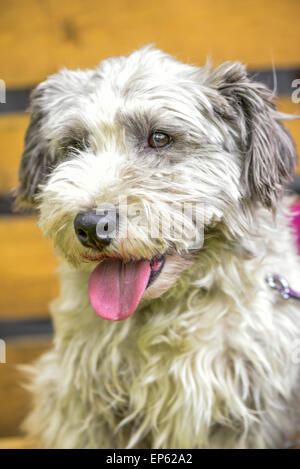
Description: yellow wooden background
0,0,299,439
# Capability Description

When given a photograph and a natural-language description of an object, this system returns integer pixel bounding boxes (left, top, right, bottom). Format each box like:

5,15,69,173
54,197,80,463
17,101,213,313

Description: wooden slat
0,339,50,438
0,0,299,88
0,99,299,194
0,217,58,318
0,113,29,193
0,437,37,449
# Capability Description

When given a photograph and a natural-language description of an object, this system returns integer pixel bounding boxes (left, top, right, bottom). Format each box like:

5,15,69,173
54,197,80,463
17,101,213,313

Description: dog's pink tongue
88,259,151,321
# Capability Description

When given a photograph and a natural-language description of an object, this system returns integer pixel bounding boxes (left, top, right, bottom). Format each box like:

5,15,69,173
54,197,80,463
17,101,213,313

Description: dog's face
17,47,296,321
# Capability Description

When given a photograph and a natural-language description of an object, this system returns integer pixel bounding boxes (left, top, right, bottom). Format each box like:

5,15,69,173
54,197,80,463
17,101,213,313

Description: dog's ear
15,86,52,209
211,62,297,209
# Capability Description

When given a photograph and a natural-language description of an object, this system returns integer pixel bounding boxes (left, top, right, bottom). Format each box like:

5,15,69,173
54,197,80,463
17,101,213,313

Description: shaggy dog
16,47,300,449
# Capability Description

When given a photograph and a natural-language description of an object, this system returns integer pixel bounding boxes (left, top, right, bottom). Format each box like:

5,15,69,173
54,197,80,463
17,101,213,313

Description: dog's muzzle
74,210,166,321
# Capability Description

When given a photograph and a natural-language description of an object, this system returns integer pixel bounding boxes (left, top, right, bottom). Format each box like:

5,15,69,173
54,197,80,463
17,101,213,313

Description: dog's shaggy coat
17,47,300,448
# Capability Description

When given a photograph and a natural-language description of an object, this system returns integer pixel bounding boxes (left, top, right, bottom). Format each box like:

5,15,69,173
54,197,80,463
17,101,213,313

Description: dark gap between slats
0,68,299,114
0,318,53,340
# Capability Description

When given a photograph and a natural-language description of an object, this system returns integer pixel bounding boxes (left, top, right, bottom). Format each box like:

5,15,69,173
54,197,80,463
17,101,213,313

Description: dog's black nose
74,210,119,250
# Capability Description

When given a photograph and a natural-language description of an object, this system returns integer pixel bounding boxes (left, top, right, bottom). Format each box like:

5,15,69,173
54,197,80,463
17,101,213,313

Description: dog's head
16,47,297,321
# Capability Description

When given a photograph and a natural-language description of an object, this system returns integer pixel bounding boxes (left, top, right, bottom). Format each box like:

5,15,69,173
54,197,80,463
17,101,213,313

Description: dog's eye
61,137,86,155
67,139,85,151
148,132,173,149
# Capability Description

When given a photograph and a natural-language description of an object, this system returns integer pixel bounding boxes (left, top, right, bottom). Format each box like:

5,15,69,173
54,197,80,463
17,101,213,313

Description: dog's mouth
88,255,165,321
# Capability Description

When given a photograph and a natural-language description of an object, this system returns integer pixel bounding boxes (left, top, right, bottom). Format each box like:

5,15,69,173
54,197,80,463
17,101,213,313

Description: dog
16,46,300,449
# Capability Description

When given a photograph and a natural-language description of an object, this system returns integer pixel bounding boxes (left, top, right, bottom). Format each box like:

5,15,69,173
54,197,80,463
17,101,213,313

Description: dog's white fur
17,47,300,448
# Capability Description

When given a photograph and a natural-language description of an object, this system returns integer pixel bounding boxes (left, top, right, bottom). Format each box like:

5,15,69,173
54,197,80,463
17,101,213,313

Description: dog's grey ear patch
210,61,248,88
15,88,51,208
213,62,297,209
242,105,297,209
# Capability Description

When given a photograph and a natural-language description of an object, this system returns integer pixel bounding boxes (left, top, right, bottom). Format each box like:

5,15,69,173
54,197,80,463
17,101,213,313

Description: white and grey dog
16,47,300,449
